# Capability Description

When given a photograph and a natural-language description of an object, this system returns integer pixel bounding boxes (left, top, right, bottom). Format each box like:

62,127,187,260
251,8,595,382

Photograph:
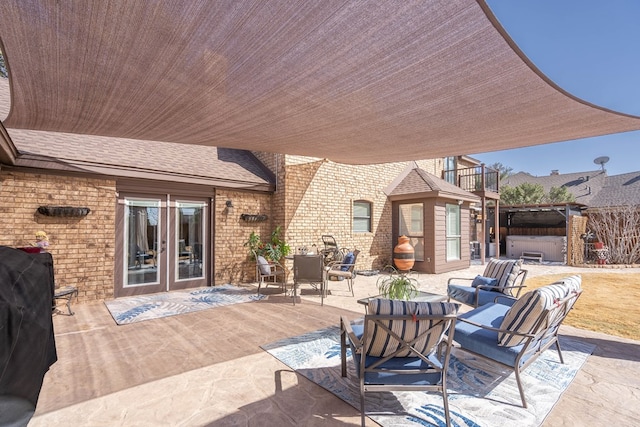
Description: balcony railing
443,165,499,193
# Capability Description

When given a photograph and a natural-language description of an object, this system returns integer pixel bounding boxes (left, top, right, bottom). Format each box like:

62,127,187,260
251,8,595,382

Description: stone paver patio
31,263,640,426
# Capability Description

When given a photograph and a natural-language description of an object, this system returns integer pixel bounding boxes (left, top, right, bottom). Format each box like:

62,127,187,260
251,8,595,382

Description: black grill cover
0,246,57,423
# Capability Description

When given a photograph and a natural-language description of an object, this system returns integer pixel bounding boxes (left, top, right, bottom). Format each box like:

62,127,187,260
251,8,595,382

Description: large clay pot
393,235,415,271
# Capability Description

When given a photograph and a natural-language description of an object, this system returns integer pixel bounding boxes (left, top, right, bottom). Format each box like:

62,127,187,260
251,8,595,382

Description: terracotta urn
393,235,415,271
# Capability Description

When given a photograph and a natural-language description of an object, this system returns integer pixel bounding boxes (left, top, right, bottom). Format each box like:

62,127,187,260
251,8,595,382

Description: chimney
550,170,559,175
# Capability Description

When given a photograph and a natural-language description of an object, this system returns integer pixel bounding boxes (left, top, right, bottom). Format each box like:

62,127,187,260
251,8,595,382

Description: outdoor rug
105,284,266,325
262,324,595,427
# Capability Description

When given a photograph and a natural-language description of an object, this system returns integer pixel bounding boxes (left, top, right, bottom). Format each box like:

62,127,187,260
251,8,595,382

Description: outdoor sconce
225,200,234,209
457,199,464,205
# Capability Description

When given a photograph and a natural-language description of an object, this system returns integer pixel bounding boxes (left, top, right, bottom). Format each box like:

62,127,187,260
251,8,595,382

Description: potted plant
244,225,291,262
376,266,419,300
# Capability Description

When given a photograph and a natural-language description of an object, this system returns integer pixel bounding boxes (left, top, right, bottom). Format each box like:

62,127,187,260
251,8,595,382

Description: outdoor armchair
447,258,527,307
340,299,459,427
325,249,360,297
253,250,287,294
453,275,582,408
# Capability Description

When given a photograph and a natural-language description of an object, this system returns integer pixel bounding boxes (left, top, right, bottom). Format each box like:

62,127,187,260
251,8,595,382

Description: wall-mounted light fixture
457,199,464,205
225,200,234,209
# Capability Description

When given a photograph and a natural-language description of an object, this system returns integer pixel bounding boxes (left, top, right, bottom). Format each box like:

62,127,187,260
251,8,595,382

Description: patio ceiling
1,0,639,165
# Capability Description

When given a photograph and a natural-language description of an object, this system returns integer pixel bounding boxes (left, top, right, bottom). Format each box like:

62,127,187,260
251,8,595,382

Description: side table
53,286,78,315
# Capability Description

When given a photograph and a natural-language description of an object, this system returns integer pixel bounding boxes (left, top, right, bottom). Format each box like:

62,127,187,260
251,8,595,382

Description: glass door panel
124,198,162,287
171,200,207,289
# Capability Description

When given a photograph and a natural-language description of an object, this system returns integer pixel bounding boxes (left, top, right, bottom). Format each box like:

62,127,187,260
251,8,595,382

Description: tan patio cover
0,0,639,165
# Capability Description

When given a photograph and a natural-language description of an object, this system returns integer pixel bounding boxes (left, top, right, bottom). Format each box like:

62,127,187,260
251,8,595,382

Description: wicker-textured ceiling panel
0,0,639,165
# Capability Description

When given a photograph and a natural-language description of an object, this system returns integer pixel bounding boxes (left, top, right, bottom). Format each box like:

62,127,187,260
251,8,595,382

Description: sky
472,0,640,177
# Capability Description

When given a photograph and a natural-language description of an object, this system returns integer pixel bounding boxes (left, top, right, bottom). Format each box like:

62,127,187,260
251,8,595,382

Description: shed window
353,200,372,232
398,203,424,262
446,203,461,261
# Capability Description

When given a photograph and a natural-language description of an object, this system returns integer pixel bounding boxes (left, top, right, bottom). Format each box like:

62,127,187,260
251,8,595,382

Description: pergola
1,0,639,165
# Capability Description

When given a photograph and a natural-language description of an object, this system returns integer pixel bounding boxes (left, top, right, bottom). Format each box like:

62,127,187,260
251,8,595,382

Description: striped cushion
366,299,459,357
483,258,522,295
558,275,582,293
497,275,581,347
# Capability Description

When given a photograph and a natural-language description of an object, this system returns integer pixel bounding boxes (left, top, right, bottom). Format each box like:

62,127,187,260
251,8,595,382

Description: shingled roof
0,78,274,191
587,171,640,208
502,170,607,205
502,169,640,208
386,163,480,202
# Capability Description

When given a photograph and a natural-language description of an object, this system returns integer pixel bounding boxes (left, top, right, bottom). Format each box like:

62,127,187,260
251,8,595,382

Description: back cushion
498,275,581,347
558,275,582,293
483,259,522,295
365,299,459,357
341,252,355,271
257,256,271,275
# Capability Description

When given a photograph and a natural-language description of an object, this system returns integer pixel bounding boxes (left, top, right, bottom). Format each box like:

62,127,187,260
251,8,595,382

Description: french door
115,193,209,297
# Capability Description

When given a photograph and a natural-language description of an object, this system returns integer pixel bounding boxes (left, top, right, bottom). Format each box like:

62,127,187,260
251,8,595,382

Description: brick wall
0,170,116,302
213,188,273,284
279,157,440,271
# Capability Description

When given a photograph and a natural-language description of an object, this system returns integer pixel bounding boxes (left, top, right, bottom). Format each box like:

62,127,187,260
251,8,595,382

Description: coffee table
357,290,448,313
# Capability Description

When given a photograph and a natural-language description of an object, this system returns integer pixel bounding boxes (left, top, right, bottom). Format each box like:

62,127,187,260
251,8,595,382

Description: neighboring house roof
502,170,607,205
1,1,640,164
501,169,640,208
386,163,480,202
0,78,274,191
587,171,640,208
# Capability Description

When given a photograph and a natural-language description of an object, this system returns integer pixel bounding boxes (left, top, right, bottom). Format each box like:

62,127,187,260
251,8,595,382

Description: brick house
1,76,488,301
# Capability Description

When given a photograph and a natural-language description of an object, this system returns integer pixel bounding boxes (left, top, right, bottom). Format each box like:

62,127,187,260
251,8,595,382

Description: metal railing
443,165,499,193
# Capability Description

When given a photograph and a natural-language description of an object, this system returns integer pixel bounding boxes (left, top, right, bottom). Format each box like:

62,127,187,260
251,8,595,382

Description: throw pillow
471,275,498,288
341,252,355,271
257,256,271,275
365,298,459,357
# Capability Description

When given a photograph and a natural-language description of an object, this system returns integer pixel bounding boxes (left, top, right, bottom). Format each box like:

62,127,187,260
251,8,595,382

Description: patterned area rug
262,324,594,427
105,285,266,325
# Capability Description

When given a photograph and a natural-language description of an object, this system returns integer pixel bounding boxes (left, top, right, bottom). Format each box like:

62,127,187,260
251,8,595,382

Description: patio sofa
447,258,527,307
453,275,582,408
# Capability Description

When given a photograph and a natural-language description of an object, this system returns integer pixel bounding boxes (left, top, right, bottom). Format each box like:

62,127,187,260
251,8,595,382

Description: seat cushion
455,303,526,367
365,299,459,357
257,256,271,275
483,258,522,294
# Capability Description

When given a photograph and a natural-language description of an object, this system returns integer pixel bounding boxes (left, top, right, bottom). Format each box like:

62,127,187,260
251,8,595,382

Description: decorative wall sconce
225,200,234,209
37,206,91,217
240,213,268,223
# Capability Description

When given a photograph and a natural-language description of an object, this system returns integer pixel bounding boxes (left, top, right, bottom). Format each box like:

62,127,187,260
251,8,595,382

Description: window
446,203,461,261
398,203,424,261
353,200,372,232
444,156,457,184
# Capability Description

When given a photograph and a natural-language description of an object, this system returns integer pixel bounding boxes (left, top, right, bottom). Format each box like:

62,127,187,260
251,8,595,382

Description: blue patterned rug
262,324,594,427
105,285,266,325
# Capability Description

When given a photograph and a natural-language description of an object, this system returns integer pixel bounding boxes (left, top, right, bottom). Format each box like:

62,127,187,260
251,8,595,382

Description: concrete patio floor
31,263,640,426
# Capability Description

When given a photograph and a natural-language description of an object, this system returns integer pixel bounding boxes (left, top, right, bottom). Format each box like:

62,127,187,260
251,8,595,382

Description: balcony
443,165,500,199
